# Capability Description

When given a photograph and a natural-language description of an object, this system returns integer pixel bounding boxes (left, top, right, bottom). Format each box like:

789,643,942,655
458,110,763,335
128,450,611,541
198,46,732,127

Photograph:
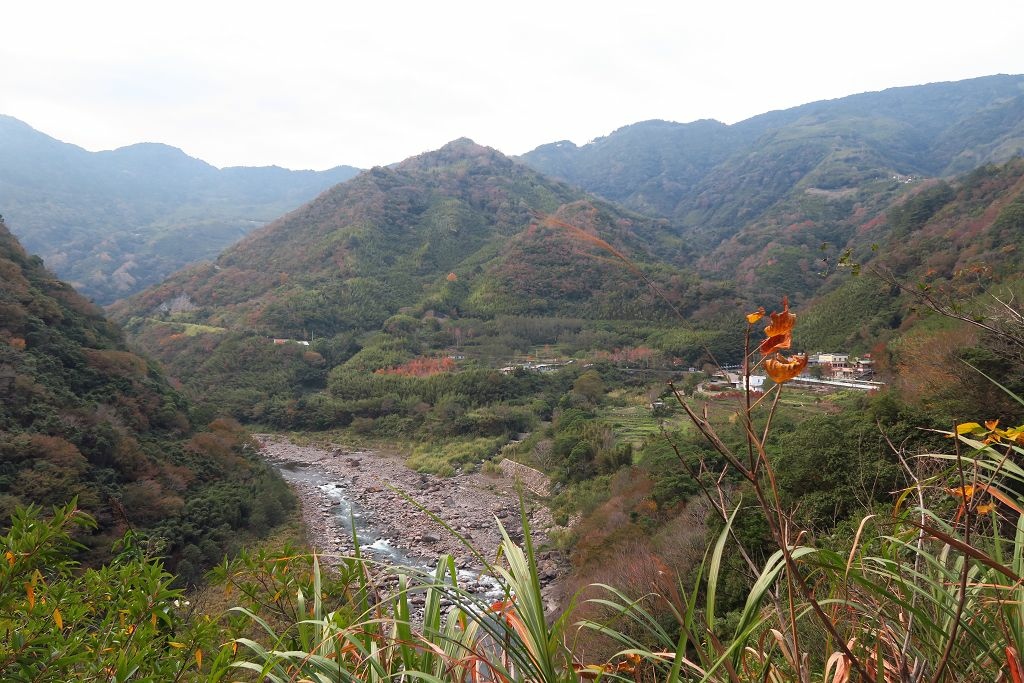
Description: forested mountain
108,76,1024,431
112,139,735,419
0,115,359,303
523,75,1024,284
0,216,292,581
124,138,699,324
523,75,1024,228
7,75,1024,681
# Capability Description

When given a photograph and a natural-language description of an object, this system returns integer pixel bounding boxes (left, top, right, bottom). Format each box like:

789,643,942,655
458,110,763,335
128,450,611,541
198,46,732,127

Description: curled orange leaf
489,598,515,613
764,296,796,338
976,502,995,515
615,653,643,673
764,353,807,384
985,419,1000,431
948,485,975,500
759,333,792,356
746,307,765,324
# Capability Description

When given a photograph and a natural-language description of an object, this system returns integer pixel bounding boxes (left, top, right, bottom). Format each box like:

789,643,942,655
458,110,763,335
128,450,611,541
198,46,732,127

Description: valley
3,72,1024,680
256,433,557,567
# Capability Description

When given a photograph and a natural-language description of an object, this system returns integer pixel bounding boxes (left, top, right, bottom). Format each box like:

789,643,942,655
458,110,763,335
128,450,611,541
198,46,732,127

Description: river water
276,460,505,601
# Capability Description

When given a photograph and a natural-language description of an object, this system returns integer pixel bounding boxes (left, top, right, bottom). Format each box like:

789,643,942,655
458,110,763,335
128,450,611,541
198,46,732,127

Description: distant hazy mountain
0,115,360,303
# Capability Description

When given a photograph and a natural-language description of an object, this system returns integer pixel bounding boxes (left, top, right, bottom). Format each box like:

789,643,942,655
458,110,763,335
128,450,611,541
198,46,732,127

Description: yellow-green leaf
955,422,985,435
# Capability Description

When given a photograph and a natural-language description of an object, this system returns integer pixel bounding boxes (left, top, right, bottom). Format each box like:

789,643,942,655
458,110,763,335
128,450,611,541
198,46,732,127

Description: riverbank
255,434,563,582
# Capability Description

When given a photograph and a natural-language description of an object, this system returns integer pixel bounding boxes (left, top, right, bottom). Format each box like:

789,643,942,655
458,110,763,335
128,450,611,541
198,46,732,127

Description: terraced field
600,403,690,448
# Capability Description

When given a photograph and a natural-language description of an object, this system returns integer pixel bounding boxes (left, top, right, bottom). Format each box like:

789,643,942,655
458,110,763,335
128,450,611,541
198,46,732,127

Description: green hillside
7,78,1024,683
0,216,292,580
798,158,1024,357
112,140,736,420
523,75,1024,228
523,75,1024,303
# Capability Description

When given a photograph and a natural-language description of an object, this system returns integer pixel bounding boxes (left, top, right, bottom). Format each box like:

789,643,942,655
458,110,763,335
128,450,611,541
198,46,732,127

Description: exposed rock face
157,293,197,315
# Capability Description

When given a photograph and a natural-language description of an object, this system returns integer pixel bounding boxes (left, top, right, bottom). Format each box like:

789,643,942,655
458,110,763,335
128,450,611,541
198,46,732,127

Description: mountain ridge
520,74,1024,304
521,74,1024,236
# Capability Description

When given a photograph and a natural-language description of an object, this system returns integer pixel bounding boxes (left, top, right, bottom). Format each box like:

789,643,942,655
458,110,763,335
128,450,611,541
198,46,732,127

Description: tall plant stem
930,434,972,683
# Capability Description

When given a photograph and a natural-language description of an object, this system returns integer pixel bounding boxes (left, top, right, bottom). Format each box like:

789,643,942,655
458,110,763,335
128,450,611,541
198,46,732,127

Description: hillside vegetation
113,139,737,424
799,158,1024,358
0,217,293,582
523,75,1024,302
5,75,1024,681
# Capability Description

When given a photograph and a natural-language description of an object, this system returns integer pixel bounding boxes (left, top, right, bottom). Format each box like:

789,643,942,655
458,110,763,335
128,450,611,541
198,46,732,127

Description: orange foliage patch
593,346,656,364
82,348,148,378
376,356,456,377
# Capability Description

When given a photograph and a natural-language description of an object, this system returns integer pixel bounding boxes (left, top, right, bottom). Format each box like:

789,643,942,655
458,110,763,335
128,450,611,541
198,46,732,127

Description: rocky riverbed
256,435,566,588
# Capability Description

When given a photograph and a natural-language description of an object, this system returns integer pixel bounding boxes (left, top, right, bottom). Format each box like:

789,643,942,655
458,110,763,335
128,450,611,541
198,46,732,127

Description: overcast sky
3,1,1023,170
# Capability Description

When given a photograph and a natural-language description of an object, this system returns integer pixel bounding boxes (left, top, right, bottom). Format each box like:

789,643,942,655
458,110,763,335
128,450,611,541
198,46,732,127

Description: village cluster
709,352,880,393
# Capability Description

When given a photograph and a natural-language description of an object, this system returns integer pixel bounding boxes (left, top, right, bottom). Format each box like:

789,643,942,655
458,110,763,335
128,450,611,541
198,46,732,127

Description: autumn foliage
751,297,808,383
375,355,456,377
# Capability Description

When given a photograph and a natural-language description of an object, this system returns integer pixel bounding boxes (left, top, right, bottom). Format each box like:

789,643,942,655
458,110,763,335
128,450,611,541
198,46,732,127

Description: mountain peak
433,137,499,158
98,141,215,172
395,138,512,174
0,115,90,157
442,136,482,149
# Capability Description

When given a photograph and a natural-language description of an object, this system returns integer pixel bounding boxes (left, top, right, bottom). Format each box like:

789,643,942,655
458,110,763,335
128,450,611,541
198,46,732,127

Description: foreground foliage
0,502,229,681
8,292,1024,681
